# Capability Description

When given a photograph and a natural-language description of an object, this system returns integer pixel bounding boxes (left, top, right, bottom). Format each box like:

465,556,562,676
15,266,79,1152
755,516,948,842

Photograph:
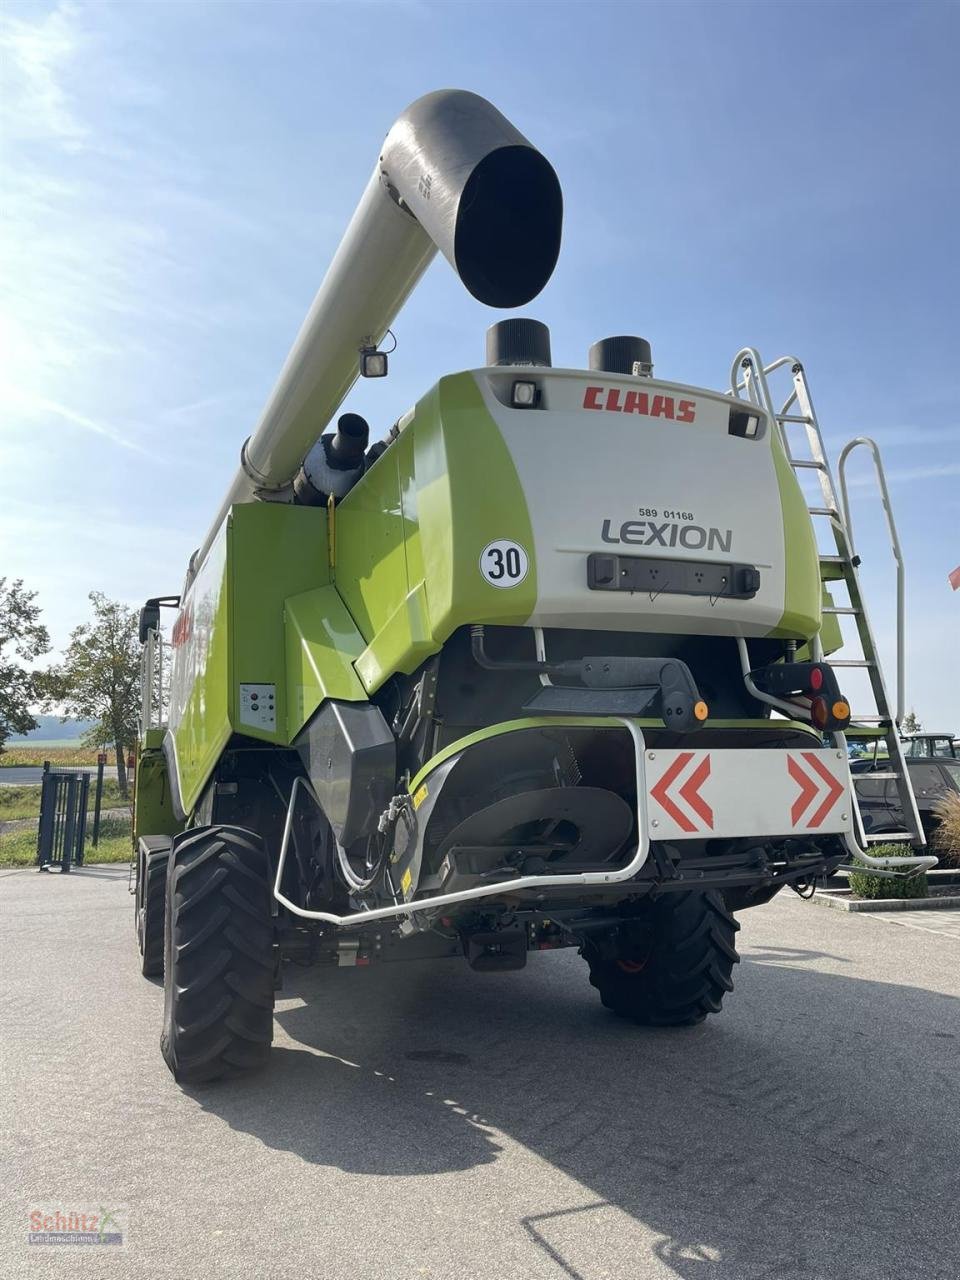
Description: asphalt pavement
2,867,958,1279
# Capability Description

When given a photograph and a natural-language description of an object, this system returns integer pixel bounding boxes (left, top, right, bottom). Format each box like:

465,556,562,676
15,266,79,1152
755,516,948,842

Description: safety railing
139,627,166,733
36,765,90,872
837,437,906,724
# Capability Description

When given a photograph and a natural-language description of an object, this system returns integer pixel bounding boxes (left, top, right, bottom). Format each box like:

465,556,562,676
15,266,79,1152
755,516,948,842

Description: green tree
48,593,140,796
901,708,922,734
0,578,50,754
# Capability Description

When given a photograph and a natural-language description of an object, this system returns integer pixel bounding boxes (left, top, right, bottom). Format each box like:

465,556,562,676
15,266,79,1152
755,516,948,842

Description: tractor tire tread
161,825,274,1084
584,890,739,1027
138,847,169,977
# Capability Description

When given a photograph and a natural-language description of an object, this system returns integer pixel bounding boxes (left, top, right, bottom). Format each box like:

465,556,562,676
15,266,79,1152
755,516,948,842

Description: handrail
728,348,791,454
274,719,651,929
729,350,800,397
837,438,906,724
736,637,813,721
139,629,165,733
833,737,936,872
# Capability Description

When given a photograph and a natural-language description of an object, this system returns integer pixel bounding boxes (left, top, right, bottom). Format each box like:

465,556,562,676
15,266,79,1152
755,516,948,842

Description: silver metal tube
737,637,812,721
157,632,164,727
140,629,155,732
833,730,935,871
837,437,906,724
834,864,929,880
195,89,562,572
274,719,650,930
729,351,798,393
728,347,791,454
226,169,435,506
839,838,937,873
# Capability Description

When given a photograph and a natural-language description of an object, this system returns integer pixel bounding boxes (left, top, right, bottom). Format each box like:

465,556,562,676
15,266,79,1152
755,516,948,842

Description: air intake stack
589,336,653,377
485,318,552,367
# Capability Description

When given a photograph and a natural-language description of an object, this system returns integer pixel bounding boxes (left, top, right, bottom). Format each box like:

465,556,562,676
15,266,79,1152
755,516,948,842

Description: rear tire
136,841,169,978
161,825,275,1084
583,891,739,1026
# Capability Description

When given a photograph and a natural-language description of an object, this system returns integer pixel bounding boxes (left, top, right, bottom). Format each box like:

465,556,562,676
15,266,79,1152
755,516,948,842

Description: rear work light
728,407,761,438
360,348,388,378
511,379,540,408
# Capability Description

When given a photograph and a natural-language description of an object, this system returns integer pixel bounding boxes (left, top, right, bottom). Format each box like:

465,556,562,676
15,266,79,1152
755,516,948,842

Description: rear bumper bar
274,719,652,929
272,722,934,930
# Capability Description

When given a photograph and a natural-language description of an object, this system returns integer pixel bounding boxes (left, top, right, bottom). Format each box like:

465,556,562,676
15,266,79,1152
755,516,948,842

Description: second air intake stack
195,89,563,570
486,318,552,368
589,336,653,377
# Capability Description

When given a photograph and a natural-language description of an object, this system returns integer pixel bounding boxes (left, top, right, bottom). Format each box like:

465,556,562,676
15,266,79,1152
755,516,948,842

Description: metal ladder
729,348,925,849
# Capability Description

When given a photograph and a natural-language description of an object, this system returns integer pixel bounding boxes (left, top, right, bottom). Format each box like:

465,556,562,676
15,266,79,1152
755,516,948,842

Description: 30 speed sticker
479,540,529,588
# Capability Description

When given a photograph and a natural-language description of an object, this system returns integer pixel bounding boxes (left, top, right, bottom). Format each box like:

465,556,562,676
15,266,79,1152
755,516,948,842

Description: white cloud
0,384,148,453
0,7,201,458
156,392,247,428
0,2,87,149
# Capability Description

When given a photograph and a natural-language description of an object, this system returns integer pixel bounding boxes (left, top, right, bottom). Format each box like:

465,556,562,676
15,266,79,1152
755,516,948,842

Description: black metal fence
36,765,90,872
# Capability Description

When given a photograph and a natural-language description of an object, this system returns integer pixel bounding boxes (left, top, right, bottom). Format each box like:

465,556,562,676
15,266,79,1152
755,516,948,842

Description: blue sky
1,0,957,726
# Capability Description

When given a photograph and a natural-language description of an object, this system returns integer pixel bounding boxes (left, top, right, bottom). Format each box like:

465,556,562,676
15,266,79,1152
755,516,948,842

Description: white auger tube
193,89,562,573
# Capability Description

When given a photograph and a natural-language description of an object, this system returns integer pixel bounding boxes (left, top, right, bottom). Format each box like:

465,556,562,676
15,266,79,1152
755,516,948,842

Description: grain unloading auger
131,90,934,1084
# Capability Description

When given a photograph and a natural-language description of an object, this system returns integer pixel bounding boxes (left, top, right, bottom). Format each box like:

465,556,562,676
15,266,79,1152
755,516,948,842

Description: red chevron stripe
788,755,819,825
650,751,696,832
802,752,845,827
678,755,713,828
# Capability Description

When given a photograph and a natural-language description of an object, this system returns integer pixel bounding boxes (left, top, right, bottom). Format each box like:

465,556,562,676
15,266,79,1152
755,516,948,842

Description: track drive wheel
161,825,275,1083
583,891,740,1026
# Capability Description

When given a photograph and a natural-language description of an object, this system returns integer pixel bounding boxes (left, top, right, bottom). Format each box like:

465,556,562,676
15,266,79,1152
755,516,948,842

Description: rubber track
139,848,169,978
585,891,740,1026
161,826,274,1083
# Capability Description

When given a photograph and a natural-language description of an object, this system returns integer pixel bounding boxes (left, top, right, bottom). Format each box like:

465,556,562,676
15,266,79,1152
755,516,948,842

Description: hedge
848,842,928,900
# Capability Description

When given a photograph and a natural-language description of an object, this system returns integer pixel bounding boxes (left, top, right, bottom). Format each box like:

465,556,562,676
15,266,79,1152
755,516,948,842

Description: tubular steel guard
273,718,651,929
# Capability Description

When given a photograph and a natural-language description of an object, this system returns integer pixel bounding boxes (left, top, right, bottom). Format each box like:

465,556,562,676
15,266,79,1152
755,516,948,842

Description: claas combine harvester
131,91,934,1084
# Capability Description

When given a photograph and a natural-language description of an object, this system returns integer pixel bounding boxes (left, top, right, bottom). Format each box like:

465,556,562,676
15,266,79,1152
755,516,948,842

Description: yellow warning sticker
412,784,428,810
400,868,413,896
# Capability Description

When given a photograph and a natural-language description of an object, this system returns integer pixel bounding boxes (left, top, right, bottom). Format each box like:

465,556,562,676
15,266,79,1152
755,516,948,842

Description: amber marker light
694,700,709,721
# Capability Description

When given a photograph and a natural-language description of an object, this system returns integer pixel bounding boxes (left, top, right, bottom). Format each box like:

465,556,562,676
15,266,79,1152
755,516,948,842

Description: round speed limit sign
479,539,529,588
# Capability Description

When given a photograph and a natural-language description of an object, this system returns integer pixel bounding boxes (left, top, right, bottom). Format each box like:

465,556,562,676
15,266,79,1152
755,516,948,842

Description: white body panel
168,520,227,733
478,370,788,637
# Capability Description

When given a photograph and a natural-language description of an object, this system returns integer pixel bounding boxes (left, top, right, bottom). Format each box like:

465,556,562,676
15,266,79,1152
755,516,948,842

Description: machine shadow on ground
188,941,960,1280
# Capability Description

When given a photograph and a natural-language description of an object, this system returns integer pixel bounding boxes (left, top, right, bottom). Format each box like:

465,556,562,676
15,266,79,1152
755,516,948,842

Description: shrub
932,793,960,868
848,842,928,900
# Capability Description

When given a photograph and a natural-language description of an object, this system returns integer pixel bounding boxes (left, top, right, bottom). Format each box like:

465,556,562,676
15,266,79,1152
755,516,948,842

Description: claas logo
583,385,696,422
171,606,193,648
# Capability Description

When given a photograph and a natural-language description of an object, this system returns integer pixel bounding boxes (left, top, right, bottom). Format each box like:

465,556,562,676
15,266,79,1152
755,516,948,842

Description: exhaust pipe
195,89,562,571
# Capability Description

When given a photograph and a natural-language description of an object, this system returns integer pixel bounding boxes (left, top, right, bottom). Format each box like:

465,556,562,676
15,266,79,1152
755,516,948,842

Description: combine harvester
132,90,934,1083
